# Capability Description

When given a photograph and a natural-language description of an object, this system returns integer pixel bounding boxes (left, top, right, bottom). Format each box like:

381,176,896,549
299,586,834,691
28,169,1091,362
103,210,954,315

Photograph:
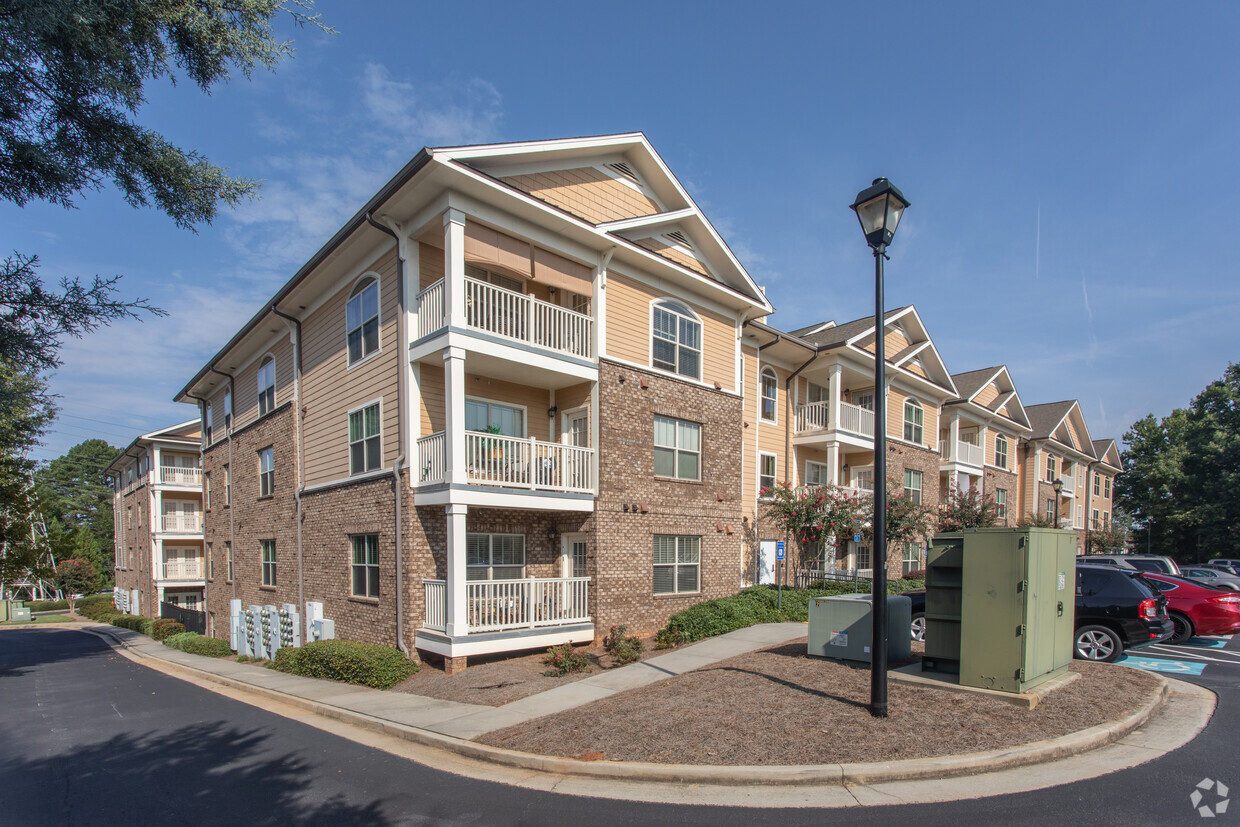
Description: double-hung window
854,543,871,572
224,390,232,431
349,402,382,475
758,453,776,495
258,447,274,497
350,534,379,598
995,489,1007,520
1046,498,1056,522
257,357,276,416
1104,477,1111,498
994,434,1008,470
651,300,702,380
903,398,924,444
653,535,699,594
205,404,213,444
1045,455,1057,483
1093,474,1101,496
903,469,923,504
805,461,829,487
902,542,921,575
759,368,777,421
223,464,231,506
226,542,233,582
347,278,380,364
260,540,276,586
466,534,525,580
654,415,701,480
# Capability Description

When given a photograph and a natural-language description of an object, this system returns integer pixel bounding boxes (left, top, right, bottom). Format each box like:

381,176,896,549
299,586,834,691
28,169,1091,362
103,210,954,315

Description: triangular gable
1092,439,1121,470
965,366,1031,431
1045,401,1096,458
498,163,663,225
142,419,201,443
843,306,957,395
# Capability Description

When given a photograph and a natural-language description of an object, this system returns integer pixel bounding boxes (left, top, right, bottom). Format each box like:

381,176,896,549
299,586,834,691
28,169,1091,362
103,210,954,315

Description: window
1092,509,1100,529
204,473,211,510
224,390,232,430
466,534,525,580
347,277,380,364
257,357,275,416
759,367,777,422
1046,498,1056,522
995,489,1007,520
1093,474,1101,496
1104,477,1111,498
205,404,213,444
1045,455,1057,483
351,534,379,598
854,543,871,572
654,415,701,480
207,543,214,580
805,461,829,487
223,464,231,506
807,382,828,403
902,542,921,575
651,300,702,379
226,542,233,582
855,391,874,410
349,402,382,475
653,535,700,594
903,398,924,444
903,469,923,505
258,447,274,497
1103,512,1110,528
994,434,1008,470
260,540,276,586
758,453,776,495
465,398,524,437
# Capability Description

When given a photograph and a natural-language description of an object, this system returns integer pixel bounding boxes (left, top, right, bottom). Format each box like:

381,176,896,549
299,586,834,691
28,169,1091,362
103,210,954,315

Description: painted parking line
1180,639,1231,649
1116,655,1207,675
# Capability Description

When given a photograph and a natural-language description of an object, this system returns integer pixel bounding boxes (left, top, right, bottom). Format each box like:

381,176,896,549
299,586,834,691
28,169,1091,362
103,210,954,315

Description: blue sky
7,1,1238,462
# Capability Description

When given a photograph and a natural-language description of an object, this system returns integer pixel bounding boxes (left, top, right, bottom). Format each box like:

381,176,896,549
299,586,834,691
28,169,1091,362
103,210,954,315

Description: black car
900,566,1173,663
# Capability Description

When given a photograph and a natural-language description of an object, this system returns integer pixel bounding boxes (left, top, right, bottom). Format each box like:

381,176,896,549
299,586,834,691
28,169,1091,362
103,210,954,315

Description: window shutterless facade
653,415,701,480
204,472,211,510
805,460,828,487
350,534,379,598
257,357,276,416
347,277,380,364
903,542,921,575
903,398,924,444
758,452,776,494
994,434,1008,469
465,398,524,437
226,542,233,582
1094,474,1101,496
651,300,702,380
854,543,871,571
349,402,382,475
260,540,276,586
1046,455,1057,482
1046,498,1056,521
466,533,525,580
1104,477,1111,498
223,464,230,505
903,469,923,505
759,367,777,422
653,535,700,595
258,447,274,497
995,488,1007,520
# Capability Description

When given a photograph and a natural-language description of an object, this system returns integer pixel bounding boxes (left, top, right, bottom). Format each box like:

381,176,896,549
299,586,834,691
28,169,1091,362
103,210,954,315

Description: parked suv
1074,565,1173,662
1083,554,1181,576
1076,555,1136,570
1206,558,1240,571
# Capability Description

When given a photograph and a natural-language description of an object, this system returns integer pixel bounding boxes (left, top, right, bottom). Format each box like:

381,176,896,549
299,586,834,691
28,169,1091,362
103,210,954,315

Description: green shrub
163,631,234,658
77,595,119,621
24,599,69,612
111,614,149,633
603,625,644,666
271,640,417,689
542,644,591,676
151,618,186,641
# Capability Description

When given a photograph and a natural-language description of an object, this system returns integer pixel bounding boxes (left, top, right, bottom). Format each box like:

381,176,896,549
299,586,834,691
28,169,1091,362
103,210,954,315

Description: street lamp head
851,177,909,250
1052,477,1064,495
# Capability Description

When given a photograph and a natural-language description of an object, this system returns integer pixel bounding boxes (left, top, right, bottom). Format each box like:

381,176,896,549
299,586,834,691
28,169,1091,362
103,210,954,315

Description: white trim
650,297,704,382
345,271,383,370
757,451,777,496
596,208,697,233
346,396,384,477
464,395,529,438
893,340,932,366
759,366,778,423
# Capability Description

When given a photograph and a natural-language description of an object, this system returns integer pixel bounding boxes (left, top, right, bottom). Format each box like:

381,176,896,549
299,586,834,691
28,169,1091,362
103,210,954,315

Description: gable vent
665,230,692,247
608,161,639,182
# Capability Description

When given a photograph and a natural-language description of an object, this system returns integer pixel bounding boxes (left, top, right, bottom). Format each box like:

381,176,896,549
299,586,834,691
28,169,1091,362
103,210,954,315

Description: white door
559,535,588,618
562,410,589,490
758,541,776,585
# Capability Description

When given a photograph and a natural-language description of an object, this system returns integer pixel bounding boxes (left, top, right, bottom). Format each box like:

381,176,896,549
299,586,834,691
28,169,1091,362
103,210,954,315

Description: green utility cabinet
923,528,1076,693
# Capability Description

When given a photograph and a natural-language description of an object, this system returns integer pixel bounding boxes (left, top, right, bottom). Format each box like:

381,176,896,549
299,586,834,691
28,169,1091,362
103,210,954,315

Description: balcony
160,465,201,486
794,400,875,438
161,513,203,533
162,559,204,581
416,277,594,360
416,431,594,494
939,439,983,468
421,576,590,634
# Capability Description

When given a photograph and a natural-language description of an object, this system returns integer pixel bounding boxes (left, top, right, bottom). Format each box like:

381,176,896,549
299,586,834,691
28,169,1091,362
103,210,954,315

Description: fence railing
416,279,445,340
160,513,203,533
464,432,594,493
160,602,207,634
794,400,831,433
162,559,204,580
423,579,447,632
416,432,447,485
422,576,590,634
939,439,984,467
838,401,875,437
159,465,201,486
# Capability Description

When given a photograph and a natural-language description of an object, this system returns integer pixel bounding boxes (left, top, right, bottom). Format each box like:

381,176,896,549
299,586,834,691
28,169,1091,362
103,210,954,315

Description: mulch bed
476,639,1162,765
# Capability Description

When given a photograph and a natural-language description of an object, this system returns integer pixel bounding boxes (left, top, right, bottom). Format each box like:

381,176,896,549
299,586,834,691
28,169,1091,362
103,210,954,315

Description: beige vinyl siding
633,237,711,278
501,167,659,224
741,349,759,521
419,362,445,435
796,445,833,487
1064,416,1083,451
904,359,927,379
756,363,788,480
416,364,562,440
974,382,1000,407
420,241,444,291
887,386,939,449
553,382,593,442
205,385,229,441
465,374,553,439
995,401,1010,417
860,327,911,357
605,272,736,391
230,334,294,432
301,250,400,487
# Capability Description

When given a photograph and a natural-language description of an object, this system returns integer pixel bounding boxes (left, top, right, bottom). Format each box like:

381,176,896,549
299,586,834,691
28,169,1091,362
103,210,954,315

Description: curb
83,625,1174,787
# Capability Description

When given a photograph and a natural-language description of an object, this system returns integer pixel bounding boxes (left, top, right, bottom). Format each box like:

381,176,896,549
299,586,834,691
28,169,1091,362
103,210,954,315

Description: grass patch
1,614,73,625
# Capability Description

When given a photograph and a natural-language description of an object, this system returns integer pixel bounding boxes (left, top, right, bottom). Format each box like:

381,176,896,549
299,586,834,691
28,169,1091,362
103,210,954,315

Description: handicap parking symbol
1117,656,1206,676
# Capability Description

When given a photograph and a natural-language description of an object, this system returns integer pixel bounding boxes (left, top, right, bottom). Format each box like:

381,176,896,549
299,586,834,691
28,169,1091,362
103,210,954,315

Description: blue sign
1116,656,1206,676
854,533,862,543
775,541,785,561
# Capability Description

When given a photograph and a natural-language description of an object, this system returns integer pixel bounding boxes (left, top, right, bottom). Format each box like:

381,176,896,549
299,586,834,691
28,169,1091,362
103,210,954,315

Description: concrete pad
334,693,479,721
890,663,1080,709
719,622,806,645
640,649,722,675
425,706,535,739
673,635,784,662
500,681,617,717
579,662,677,692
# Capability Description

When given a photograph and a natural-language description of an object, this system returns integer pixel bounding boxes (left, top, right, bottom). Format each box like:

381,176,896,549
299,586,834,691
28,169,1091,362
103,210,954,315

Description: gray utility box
808,593,912,664
11,607,31,622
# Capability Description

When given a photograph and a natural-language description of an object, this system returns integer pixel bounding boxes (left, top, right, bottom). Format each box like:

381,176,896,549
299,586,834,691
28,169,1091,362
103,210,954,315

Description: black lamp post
1052,477,1064,526
850,177,909,719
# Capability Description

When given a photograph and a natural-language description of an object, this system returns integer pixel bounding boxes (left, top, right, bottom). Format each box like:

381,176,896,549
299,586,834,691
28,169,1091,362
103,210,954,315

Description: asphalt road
0,628,1236,826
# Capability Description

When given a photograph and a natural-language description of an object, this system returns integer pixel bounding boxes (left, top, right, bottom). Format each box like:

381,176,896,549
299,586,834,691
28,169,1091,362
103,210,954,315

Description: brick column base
443,655,468,674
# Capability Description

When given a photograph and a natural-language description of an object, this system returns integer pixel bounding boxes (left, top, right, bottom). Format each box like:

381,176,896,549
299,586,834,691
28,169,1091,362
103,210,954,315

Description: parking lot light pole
851,177,909,719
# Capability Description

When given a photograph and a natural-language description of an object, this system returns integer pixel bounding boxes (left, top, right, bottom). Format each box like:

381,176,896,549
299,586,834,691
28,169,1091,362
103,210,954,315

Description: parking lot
1117,634,1238,678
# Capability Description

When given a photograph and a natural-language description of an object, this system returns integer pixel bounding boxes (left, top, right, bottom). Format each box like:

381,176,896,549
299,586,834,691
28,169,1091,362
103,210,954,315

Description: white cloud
359,64,502,147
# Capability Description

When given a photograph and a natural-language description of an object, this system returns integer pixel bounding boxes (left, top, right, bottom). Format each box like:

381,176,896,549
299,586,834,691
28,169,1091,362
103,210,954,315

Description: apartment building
106,421,206,615
172,134,773,671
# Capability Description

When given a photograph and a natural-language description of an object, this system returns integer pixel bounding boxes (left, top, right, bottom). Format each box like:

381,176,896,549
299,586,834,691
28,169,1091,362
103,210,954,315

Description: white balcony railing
795,400,830,432
161,513,203,533
939,439,983,467
838,401,875,437
416,277,594,360
1060,473,1076,495
421,576,591,635
794,400,875,437
162,559,204,581
160,465,201,486
417,431,594,494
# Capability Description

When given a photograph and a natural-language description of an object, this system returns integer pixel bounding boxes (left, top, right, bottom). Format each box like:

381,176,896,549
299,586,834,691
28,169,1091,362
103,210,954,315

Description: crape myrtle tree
52,558,98,612
761,483,868,574
938,485,998,532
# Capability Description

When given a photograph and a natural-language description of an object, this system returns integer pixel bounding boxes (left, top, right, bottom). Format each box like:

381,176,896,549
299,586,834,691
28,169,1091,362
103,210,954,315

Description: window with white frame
347,277,380,364
1075,503,1084,528
260,539,276,586
466,533,525,580
350,534,379,598
654,415,701,480
226,541,233,581
807,382,828,403
653,535,700,594
1103,511,1110,527
465,398,524,437
759,367,777,421
994,434,1008,470
258,447,274,497
1093,474,1101,496
855,391,874,410
1092,509,1100,529
805,461,829,487
349,402,382,475
1104,477,1111,498
1045,454,1057,482
995,488,1007,520
903,398,924,444
903,469,923,505
854,543,871,572
758,453,776,495
223,464,230,506
651,300,702,380
257,357,275,416
204,473,211,510
205,404,213,444
1046,498,1056,522
902,542,921,575
224,390,232,430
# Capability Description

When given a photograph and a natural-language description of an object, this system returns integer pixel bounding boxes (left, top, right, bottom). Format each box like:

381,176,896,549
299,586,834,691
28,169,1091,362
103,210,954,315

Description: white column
949,412,960,463
404,238,421,462
443,209,467,330
444,346,467,486
152,445,162,482
827,443,840,485
445,503,469,637
828,364,842,430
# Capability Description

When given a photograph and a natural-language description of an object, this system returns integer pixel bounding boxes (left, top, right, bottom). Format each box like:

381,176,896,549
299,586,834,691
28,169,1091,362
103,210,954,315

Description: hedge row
24,599,69,612
163,632,234,658
272,639,417,689
77,594,122,622
656,581,925,646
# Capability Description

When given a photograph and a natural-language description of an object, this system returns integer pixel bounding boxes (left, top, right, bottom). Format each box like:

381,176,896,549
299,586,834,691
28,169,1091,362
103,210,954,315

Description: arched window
347,276,380,364
257,356,275,416
759,367,777,422
651,299,701,380
903,397,923,444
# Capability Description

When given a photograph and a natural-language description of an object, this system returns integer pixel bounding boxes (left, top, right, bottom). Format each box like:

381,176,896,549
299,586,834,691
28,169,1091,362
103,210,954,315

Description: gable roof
1092,438,1122,471
105,420,201,476
795,307,912,348
944,366,1032,431
1027,400,1097,459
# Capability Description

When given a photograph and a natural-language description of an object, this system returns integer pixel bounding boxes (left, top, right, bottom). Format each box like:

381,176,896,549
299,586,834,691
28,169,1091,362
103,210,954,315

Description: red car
1143,572,1240,644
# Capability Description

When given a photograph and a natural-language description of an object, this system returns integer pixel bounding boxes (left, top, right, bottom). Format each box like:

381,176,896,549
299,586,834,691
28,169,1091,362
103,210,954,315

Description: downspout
271,305,306,620
365,212,411,658
208,366,236,604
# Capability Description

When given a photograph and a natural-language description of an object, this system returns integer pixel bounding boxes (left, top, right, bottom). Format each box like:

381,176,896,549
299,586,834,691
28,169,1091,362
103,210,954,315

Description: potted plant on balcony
482,423,505,459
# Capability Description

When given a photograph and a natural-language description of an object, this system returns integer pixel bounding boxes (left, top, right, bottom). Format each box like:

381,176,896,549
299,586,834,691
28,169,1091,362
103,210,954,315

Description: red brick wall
984,468,1019,527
